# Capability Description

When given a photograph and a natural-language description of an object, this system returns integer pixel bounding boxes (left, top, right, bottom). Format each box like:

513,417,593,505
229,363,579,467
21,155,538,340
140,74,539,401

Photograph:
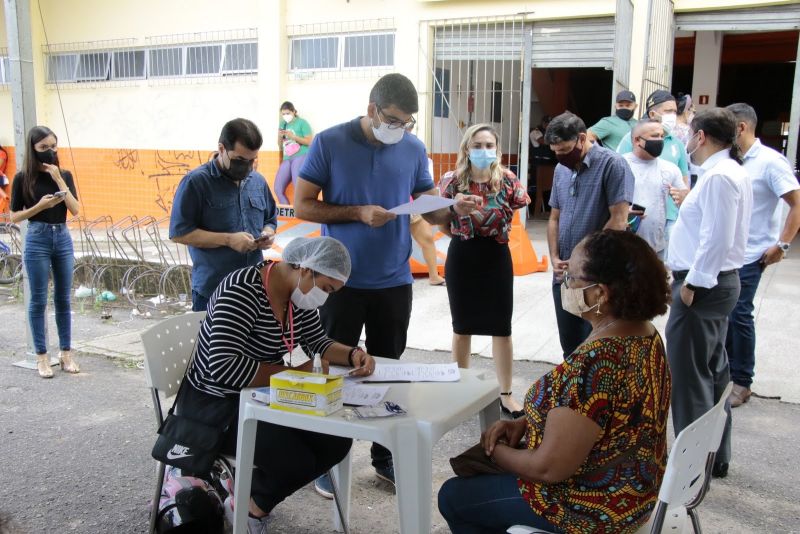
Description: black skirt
445,235,513,336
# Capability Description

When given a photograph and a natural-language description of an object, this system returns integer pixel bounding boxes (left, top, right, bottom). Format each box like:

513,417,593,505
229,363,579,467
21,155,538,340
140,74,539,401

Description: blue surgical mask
469,148,497,170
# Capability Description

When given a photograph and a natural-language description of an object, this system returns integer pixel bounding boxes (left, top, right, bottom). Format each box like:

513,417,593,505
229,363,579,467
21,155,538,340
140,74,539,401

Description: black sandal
500,391,524,419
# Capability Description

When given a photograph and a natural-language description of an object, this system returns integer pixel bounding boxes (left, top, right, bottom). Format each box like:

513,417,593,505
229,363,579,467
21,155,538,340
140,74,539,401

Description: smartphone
53,191,67,199
631,203,646,213
254,234,272,244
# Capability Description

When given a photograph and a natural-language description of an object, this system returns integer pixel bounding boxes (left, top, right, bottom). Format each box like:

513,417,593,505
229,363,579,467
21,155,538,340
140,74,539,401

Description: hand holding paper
389,195,456,215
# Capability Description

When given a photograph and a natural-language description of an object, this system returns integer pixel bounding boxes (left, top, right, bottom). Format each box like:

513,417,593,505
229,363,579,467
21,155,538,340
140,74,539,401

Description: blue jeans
438,474,563,534
24,222,74,355
191,290,209,312
725,260,763,388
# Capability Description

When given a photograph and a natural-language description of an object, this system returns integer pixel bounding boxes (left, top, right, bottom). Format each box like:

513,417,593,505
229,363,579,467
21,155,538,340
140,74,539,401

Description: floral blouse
518,334,671,534
440,170,529,244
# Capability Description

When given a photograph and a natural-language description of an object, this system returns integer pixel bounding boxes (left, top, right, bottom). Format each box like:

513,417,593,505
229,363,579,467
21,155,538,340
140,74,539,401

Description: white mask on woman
560,283,599,318
291,272,329,310
282,113,294,124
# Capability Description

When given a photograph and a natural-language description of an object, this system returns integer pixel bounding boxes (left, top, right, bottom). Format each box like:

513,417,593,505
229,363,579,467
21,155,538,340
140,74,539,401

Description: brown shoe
37,354,53,379
729,384,751,408
59,350,80,374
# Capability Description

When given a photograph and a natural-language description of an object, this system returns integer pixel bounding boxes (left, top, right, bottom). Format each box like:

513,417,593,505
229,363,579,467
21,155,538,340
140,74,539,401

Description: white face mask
660,113,677,132
560,283,599,318
686,132,702,165
282,113,294,124
371,116,405,145
291,272,329,310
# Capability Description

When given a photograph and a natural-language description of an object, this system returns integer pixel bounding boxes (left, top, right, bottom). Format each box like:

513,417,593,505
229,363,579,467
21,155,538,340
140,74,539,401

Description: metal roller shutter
675,5,800,32
531,17,615,68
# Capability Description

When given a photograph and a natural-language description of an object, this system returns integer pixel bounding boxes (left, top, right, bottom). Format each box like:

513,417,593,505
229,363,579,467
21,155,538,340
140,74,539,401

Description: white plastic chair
142,311,224,533
508,382,733,534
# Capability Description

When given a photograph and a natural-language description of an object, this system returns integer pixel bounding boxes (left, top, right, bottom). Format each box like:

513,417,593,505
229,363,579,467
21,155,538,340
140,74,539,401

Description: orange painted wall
5,147,283,221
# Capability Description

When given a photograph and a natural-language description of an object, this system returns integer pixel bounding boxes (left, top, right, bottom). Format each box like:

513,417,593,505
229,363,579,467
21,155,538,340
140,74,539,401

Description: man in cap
587,90,638,151
617,90,690,256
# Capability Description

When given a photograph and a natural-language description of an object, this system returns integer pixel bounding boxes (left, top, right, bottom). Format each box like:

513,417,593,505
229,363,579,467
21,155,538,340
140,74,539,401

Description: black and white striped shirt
186,261,335,397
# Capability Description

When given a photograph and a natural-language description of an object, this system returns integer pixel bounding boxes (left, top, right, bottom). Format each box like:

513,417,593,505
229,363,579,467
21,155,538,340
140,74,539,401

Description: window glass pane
148,48,183,77
186,45,222,75
434,67,450,118
76,52,110,81
223,42,258,72
47,54,78,82
290,37,338,70
343,34,394,67
1,57,10,84
112,50,146,79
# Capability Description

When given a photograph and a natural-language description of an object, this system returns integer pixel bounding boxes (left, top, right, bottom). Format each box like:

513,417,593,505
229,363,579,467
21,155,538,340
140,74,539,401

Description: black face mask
220,151,253,181
616,108,635,121
35,149,57,165
642,139,665,158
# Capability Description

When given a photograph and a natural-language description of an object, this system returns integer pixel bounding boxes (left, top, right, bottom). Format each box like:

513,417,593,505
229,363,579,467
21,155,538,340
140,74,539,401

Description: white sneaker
224,495,270,534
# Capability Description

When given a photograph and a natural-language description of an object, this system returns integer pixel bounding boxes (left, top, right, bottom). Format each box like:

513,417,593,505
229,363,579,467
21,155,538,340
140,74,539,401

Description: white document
342,384,390,406
389,195,456,215
363,362,461,383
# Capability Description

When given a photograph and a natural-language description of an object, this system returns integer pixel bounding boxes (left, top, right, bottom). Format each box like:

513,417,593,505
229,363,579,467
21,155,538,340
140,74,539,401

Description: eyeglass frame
563,270,596,289
376,105,417,130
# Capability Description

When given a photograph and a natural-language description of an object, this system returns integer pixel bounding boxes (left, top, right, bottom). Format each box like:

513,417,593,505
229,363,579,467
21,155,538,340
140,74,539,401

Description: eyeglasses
563,270,594,289
569,170,578,197
377,106,416,130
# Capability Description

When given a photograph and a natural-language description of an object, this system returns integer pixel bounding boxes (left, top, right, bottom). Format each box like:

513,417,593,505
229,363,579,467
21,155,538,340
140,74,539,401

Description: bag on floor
156,467,224,534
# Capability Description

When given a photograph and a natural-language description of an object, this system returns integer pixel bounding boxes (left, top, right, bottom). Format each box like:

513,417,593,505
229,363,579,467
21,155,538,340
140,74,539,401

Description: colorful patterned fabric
440,170,529,243
518,333,671,534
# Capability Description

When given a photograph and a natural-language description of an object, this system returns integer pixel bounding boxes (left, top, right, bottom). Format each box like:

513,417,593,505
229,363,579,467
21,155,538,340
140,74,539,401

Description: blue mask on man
468,148,497,170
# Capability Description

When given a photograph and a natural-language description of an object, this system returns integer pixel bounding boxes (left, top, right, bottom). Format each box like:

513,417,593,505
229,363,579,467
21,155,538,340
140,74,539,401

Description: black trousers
551,282,592,358
176,384,352,513
319,284,413,468
666,271,740,464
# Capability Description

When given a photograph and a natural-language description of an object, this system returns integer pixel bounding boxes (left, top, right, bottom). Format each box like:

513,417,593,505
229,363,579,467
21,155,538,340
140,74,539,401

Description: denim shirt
169,158,277,298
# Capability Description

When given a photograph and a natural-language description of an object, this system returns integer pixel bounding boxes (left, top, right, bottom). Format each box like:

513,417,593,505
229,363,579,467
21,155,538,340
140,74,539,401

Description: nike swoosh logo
166,450,193,460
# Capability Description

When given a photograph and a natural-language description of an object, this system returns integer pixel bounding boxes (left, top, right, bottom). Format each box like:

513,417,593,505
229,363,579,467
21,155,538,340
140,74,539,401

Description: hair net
282,236,351,282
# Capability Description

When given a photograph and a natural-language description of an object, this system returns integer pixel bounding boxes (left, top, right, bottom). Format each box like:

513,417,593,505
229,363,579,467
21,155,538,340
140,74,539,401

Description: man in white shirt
665,108,753,479
724,103,800,407
622,119,687,258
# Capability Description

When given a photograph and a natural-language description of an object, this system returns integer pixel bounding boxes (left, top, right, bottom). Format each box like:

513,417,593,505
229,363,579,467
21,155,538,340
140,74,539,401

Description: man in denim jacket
170,118,277,311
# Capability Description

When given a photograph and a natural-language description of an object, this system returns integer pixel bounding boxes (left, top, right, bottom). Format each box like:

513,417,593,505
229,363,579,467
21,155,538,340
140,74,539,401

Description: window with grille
44,32,258,84
223,42,258,73
0,56,11,85
343,33,394,68
112,50,146,80
186,45,223,75
433,67,450,118
290,37,339,70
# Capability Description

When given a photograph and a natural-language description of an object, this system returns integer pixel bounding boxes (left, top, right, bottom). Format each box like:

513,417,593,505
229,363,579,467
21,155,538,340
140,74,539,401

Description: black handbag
151,362,234,475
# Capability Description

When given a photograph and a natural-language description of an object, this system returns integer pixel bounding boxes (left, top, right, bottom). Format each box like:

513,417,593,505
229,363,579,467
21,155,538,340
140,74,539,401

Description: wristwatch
777,241,790,254
683,281,699,292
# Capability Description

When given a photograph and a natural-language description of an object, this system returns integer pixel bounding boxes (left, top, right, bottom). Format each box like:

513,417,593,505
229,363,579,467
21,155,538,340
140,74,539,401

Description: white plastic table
232,360,501,534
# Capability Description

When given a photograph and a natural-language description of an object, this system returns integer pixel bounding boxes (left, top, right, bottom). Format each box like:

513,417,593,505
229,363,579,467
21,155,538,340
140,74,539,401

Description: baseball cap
646,90,676,111
616,90,636,103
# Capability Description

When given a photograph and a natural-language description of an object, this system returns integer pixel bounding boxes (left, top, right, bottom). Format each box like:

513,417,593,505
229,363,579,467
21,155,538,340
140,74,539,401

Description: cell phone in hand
54,191,67,199
254,234,272,244
631,203,646,213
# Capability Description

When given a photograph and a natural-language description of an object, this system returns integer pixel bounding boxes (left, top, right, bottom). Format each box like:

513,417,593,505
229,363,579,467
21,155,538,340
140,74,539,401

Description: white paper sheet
388,195,456,215
363,362,461,383
342,384,390,406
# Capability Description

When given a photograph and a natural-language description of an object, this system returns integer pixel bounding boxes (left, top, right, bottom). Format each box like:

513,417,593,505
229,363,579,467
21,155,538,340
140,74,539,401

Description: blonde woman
441,124,530,417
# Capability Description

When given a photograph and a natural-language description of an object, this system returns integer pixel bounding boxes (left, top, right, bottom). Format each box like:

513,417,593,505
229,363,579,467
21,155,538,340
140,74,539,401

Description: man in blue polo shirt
169,118,277,311
295,73,479,491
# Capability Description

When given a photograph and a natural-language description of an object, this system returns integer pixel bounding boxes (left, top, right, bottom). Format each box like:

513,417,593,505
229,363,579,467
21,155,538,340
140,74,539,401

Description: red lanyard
263,262,294,360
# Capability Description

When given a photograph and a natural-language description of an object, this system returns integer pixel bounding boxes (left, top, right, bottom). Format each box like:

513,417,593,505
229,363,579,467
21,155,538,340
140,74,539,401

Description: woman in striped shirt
176,236,375,532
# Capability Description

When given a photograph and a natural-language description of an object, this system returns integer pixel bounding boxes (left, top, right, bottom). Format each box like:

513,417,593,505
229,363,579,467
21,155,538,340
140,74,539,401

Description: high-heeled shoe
59,350,80,374
500,391,524,419
37,354,53,379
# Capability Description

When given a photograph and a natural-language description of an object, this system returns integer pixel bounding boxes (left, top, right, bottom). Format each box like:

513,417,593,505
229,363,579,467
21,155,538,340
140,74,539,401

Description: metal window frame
289,35,341,72
111,49,147,81
47,53,79,83
75,51,112,82
221,41,259,75
184,43,224,77
147,46,184,79
341,31,396,69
